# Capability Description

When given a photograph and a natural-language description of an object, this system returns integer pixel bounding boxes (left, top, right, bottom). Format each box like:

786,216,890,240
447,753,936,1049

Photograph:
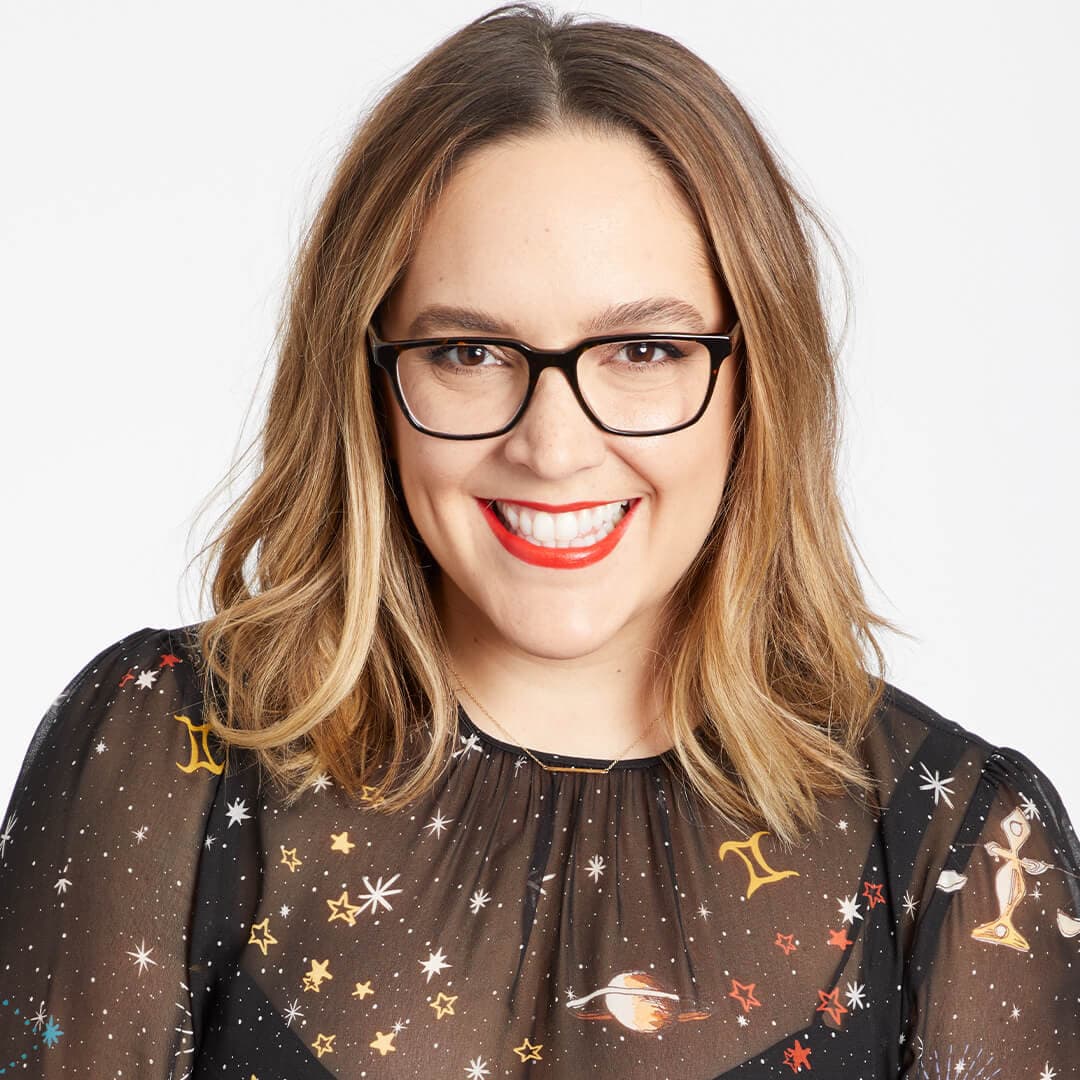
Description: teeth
492,499,631,548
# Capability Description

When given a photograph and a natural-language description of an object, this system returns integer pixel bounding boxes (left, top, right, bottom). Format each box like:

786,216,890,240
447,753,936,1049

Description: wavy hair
187,2,906,850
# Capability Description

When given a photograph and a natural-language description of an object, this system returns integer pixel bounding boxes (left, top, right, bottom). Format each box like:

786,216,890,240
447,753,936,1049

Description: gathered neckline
455,703,674,771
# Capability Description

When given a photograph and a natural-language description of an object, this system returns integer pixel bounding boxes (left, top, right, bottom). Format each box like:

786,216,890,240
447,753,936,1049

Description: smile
476,497,641,569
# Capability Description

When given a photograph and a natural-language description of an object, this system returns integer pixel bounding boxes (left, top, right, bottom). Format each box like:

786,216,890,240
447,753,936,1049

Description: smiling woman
2,3,1079,1079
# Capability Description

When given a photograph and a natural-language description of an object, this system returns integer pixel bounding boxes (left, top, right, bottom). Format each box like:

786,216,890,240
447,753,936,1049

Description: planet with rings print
565,971,713,1032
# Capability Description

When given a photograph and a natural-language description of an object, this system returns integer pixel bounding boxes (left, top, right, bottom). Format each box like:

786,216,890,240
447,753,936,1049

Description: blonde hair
187,2,905,849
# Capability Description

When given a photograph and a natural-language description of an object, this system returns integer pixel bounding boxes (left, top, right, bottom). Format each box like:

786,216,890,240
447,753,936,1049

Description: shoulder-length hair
188,2,904,850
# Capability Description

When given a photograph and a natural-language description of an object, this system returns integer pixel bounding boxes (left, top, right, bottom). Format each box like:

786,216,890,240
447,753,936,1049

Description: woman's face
378,127,740,663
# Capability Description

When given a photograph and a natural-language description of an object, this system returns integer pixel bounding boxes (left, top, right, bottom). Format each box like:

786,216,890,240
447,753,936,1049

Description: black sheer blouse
2,625,1078,1077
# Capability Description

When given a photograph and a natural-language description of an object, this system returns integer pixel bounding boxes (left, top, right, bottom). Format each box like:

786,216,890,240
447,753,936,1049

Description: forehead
384,129,722,343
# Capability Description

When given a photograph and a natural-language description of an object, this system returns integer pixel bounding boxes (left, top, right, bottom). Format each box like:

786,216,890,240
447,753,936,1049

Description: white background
2,1,1077,816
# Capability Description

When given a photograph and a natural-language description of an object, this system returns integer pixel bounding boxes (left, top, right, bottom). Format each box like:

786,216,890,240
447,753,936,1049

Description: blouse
1,623,1078,1078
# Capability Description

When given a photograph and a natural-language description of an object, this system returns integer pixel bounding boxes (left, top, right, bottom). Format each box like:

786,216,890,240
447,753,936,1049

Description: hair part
186,2,908,850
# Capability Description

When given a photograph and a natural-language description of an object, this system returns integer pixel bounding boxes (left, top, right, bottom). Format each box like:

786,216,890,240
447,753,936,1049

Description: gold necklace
447,661,662,774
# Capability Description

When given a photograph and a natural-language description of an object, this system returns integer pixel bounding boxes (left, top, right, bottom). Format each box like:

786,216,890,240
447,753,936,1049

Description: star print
425,809,454,838
280,845,302,871
1032,884,1042,901
902,890,919,918
429,991,458,1018
30,1001,48,1033
917,761,956,809
330,831,355,853
585,854,606,882
310,772,333,792
1039,1064,1058,1080
827,927,853,949
837,894,862,924
465,1057,491,1079
774,932,797,955
837,818,849,832
862,881,886,909
370,1030,397,1055
352,980,374,1000
526,870,557,896
225,797,252,828
127,938,158,974
311,1033,335,1058
782,1037,812,1072
134,669,158,690
737,1013,749,1027
513,1037,543,1062
1019,792,1041,821
248,917,278,956
419,946,452,982
392,1019,407,1034
327,890,363,927
1009,1003,1021,1020
54,875,72,894
203,833,217,851
844,979,867,1009
158,652,182,668
94,739,107,754
302,958,332,992
469,888,491,914
727,978,761,1012
513,754,527,774
132,825,148,843
815,986,849,1026
697,902,711,920
284,998,305,1026
0,812,16,860
453,732,483,758
357,873,403,914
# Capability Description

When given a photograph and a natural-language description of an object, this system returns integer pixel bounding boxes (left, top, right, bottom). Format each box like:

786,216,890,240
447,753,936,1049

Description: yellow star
352,980,375,1000
311,1032,336,1058
247,918,278,956
360,784,383,805
303,958,332,992
330,831,355,853
429,991,458,1019
279,846,302,872
513,1037,543,1062
327,890,363,927
369,1029,397,1055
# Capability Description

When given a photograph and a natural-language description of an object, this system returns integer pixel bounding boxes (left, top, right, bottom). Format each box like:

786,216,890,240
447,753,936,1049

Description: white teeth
492,499,632,547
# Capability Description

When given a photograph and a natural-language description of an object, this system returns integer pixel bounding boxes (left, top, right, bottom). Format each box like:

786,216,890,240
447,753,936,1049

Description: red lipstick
476,497,640,569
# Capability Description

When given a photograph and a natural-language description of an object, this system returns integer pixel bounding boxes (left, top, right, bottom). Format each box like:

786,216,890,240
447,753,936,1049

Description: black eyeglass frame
366,320,739,440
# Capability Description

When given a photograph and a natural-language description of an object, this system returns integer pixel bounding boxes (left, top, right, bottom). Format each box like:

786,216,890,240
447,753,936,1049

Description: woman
2,4,1077,1077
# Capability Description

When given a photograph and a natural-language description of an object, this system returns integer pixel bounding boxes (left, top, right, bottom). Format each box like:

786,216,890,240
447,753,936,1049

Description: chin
486,599,631,662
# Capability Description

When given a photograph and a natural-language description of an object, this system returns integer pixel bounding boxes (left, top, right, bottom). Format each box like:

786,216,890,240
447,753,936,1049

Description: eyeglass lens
395,338,712,436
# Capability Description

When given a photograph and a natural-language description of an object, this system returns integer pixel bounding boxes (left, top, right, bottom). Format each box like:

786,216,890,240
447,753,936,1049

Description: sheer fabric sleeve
902,743,1080,1078
0,626,223,1076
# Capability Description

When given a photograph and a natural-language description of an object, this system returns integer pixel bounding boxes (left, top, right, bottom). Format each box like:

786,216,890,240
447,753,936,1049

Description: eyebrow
405,297,709,339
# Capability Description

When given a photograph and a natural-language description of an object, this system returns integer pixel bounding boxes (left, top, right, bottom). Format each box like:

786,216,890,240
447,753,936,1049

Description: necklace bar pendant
542,764,612,774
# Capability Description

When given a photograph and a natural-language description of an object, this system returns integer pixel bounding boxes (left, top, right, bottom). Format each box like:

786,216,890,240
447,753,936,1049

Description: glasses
367,320,737,440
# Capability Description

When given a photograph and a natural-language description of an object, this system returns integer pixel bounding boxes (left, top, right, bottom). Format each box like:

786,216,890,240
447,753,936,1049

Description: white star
469,888,491,914
419,946,452,983
1009,1003,1021,1020
225,798,251,828
585,854,606,882
392,1018,407,1034
527,871,557,896
902,890,919,918
1039,1064,1058,1080
54,876,72,895
452,732,483,758
127,938,158,974
203,833,217,851
513,754,527,774
837,818,849,832
955,1058,966,1074
94,739,107,754
284,998,304,1026
837,893,863,925
310,772,333,793
1032,884,1042,901
465,1057,491,1079
736,1013,749,1027
0,812,16,860
357,873,403,914
425,809,454,838
31,1001,48,1033
133,826,148,843
697,902,711,920
844,980,867,1010
280,904,291,918
1019,792,1041,821
134,669,158,690
917,761,956,809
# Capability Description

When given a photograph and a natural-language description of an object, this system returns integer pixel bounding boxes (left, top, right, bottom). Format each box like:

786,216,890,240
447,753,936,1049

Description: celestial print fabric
1,625,1079,1078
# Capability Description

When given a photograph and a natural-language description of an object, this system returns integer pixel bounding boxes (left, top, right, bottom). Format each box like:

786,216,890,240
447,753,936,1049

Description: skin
378,126,741,759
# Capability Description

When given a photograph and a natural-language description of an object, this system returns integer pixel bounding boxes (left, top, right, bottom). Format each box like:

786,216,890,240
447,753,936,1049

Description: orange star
429,991,458,1018
513,1037,543,1062
815,986,849,1026
370,1030,397,1055
247,918,278,956
728,978,762,1012
352,980,374,1000
783,1037,812,1072
826,927,853,949
774,932,798,955
311,1032,336,1058
279,846,302,872
862,880,886,909
327,890,362,927
330,831,355,853
158,652,183,668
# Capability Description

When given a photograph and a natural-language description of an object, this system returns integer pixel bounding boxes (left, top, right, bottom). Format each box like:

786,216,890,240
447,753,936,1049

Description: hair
186,1,908,850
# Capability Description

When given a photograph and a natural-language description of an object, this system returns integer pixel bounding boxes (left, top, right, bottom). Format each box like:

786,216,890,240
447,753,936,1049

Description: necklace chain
446,661,661,774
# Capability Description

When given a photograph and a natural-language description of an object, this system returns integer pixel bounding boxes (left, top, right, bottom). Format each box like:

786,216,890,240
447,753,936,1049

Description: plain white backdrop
2,1,1077,816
